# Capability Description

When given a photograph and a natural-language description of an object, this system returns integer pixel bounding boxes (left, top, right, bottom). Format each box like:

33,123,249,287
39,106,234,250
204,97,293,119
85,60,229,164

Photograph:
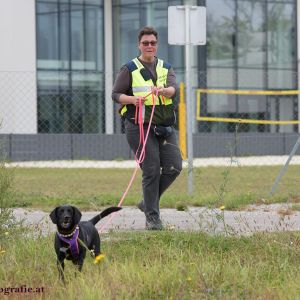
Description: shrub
0,150,25,241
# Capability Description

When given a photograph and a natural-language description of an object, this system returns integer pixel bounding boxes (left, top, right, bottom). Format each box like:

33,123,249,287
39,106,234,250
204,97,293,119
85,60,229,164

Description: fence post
269,136,300,197
178,82,187,160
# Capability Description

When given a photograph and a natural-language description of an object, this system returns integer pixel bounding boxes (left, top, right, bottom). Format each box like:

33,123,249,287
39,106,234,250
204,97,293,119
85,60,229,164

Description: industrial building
0,0,298,160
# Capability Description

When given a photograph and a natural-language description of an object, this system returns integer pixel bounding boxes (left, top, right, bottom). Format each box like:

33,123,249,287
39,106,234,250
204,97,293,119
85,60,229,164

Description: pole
269,136,300,197
178,82,187,160
185,6,193,195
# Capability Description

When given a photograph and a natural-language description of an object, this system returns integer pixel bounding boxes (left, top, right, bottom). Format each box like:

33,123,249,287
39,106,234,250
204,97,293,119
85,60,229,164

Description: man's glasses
141,41,157,46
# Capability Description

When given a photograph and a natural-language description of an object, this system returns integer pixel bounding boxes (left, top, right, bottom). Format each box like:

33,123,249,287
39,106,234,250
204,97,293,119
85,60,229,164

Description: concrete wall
1,133,300,162
0,0,37,134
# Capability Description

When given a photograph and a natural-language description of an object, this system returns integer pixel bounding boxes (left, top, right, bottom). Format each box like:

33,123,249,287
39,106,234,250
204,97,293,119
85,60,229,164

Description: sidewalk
6,155,300,168
13,204,300,236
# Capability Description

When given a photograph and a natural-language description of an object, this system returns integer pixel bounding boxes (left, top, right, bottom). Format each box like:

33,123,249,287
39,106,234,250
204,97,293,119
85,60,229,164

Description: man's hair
138,26,158,42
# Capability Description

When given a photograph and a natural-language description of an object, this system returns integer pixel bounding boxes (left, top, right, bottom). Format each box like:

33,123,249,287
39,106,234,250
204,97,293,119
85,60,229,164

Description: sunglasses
141,40,157,46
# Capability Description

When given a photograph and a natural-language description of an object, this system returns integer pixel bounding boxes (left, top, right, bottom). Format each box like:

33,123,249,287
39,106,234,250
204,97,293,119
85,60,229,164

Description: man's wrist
162,88,166,97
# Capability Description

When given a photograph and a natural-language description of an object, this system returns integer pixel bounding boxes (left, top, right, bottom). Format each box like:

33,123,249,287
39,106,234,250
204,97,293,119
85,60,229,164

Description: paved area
12,204,300,236
8,157,300,236
5,155,300,168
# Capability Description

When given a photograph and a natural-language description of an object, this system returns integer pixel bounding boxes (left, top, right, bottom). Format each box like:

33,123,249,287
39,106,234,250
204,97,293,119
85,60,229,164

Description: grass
2,163,300,298
9,165,300,210
1,230,300,299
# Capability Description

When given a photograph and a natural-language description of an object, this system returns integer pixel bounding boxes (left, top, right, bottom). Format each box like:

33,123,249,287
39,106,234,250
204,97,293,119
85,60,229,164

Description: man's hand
118,94,145,106
151,86,165,96
132,96,145,106
151,86,175,98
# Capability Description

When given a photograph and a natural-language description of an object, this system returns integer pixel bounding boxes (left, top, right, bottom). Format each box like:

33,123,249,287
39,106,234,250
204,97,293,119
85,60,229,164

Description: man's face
138,34,158,60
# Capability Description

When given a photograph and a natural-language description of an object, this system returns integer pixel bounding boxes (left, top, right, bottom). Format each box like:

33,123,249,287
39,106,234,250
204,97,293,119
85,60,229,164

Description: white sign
168,6,206,45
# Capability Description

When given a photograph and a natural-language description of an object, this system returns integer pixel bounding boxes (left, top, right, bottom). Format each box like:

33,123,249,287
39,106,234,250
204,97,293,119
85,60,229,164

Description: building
0,0,299,160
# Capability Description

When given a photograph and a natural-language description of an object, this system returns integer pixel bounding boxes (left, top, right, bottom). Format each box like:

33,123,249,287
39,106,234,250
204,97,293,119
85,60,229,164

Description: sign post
168,6,206,194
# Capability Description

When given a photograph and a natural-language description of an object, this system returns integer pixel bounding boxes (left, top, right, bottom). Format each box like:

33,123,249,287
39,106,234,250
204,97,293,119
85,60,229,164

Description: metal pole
297,0,300,133
269,136,300,197
104,0,114,134
185,6,193,194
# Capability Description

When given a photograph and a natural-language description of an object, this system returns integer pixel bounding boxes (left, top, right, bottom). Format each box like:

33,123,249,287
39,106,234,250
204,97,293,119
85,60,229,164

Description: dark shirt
111,57,178,104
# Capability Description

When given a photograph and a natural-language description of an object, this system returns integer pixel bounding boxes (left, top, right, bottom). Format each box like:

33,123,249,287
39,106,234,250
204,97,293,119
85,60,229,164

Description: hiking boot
146,218,163,230
137,200,145,212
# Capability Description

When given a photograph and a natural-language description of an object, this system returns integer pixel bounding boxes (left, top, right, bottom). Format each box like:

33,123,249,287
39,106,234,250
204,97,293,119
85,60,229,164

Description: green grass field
1,229,300,299
10,165,300,210
2,165,300,299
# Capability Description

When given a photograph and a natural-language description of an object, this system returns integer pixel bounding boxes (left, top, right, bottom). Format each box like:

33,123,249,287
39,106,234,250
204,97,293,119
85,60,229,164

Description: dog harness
57,226,80,257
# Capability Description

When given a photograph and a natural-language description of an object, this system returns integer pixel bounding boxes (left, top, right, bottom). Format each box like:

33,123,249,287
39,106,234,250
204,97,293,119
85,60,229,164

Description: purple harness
57,227,80,257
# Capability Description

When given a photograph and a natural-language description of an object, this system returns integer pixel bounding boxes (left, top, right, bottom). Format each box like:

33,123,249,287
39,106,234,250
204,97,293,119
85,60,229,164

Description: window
200,0,297,133
36,0,104,133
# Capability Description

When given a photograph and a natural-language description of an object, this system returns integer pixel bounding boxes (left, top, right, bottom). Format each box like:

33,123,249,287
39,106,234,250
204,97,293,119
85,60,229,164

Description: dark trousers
125,119,182,221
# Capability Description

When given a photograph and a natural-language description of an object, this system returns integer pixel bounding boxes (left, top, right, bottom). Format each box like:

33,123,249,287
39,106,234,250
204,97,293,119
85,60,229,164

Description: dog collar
57,226,78,238
57,226,80,257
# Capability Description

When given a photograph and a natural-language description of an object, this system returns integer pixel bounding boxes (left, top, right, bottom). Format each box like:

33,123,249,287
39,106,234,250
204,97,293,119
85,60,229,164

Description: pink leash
99,91,157,232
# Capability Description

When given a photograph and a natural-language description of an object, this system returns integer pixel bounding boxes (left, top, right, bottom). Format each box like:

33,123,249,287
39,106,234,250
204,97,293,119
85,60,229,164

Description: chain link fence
1,70,300,201
1,70,298,133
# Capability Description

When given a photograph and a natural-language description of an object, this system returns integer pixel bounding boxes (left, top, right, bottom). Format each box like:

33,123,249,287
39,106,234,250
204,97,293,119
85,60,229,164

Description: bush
0,154,25,241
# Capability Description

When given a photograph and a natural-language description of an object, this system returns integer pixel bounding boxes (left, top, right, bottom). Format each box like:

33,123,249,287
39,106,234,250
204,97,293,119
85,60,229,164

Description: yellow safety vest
120,57,175,125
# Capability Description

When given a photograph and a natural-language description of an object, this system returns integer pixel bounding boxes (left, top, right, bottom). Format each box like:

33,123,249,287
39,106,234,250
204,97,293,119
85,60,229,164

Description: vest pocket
145,104,175,126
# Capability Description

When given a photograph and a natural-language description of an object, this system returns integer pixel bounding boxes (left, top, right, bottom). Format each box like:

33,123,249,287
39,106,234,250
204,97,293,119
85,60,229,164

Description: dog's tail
89,206,122,225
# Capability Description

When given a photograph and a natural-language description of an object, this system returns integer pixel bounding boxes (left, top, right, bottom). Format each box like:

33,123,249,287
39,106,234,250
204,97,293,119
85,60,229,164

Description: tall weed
0,148,25,243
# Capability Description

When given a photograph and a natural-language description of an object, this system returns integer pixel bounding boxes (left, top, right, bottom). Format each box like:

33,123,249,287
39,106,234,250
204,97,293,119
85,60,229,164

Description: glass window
238,69,264,89
202,0,297,133
267,1,296,89
86,8,103,70
237,0,266,88
206,0,235,69
71,4,85,66
207,94,236,114
268,70,296,89
36,0,104,133
269,96,297,133
60,3,71,69
37,0,103,71
112,0,183,71
112,0,183,133
112,3,140,67
207,68,234,89
206,0,235,88
36,2,59,67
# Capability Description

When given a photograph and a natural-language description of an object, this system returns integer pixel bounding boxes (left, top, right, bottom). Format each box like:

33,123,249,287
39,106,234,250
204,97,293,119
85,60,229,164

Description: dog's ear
49,207,59,224
72,206,82,224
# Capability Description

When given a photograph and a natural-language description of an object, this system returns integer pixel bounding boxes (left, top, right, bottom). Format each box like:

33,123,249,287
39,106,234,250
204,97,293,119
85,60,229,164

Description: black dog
49,205,121,281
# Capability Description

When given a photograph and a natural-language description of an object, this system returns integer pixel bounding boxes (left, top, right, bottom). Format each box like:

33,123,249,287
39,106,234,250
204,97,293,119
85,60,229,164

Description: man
112,26,182,230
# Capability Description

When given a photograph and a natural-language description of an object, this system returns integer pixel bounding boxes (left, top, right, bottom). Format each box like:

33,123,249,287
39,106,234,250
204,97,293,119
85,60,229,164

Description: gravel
12,204,300,236
5,155,300,168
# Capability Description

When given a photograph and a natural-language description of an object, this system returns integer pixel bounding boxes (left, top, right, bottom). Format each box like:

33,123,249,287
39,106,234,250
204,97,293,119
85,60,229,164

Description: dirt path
12,204,300,236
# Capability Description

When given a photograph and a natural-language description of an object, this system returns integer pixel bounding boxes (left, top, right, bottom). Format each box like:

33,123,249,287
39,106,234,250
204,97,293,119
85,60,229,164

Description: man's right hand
132,96,145,106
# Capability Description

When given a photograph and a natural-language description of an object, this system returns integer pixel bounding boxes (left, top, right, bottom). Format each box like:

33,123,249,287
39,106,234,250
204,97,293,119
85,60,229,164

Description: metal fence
1,70,300,199
1,70,299,133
